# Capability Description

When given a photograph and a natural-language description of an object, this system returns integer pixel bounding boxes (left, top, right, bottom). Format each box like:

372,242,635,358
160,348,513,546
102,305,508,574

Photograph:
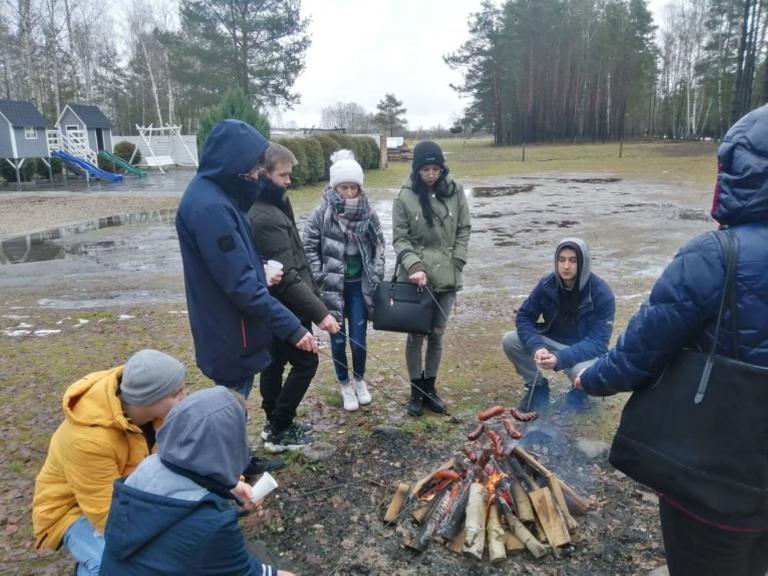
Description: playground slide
98,150,147,177
51,150,123,182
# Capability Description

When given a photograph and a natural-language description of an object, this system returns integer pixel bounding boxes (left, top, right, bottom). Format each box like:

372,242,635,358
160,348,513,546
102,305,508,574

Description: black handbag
372,263,435,335
609,231,768,515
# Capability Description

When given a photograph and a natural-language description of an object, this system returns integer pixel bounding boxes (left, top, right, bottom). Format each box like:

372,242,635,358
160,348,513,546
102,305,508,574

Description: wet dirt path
0,172,714,312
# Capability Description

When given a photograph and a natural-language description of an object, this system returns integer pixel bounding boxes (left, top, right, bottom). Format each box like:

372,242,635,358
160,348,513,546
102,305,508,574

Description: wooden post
379,134,388,169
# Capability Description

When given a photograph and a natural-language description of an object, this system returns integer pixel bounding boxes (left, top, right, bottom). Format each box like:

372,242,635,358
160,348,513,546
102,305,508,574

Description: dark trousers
660,498,768,576
260,323,318,432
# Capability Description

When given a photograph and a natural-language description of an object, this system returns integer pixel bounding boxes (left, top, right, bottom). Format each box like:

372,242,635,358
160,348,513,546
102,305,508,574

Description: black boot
422,376,448,414
407,379,425,417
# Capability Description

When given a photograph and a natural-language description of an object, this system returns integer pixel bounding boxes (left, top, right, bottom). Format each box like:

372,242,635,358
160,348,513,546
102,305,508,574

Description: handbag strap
694,230,738,404
389,254,425,294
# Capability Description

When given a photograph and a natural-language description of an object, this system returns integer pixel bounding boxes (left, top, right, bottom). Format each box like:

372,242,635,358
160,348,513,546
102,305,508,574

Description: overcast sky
280,0,670,130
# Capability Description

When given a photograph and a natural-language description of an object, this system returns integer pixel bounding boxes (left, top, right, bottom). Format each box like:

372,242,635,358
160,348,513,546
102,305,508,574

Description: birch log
463,483,488,560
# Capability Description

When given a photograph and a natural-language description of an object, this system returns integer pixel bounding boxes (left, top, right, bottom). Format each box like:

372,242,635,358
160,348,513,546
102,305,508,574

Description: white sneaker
340,381,359,411
354,378,372,406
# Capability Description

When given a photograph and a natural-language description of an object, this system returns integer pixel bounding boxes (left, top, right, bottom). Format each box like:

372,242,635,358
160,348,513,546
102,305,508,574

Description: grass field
0,138,718,574
288,138,718,214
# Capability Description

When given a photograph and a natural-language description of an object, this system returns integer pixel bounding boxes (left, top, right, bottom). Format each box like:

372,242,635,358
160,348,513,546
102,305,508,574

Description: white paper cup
250,471,279,502
265,259,283,284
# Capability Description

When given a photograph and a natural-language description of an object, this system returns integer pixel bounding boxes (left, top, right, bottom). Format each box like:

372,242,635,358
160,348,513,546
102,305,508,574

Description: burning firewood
410,488,453,552
512,446,578,529
436,472,474,541
463,483,487,559
386,405,591,564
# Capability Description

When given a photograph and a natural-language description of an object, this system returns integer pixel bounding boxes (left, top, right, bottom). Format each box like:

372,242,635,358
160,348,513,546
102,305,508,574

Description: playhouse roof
66,104,112,129
0,99,49,128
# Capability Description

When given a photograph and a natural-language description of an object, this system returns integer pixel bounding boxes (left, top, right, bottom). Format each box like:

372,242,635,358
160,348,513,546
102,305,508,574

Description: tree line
0,0,308,135
447,0,768,144
3,0,765,144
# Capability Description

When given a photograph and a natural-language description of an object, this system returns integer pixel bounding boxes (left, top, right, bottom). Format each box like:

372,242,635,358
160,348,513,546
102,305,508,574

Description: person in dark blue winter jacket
99,387,295,576
575,107,768,575
502,238,615,411
176,120,318,475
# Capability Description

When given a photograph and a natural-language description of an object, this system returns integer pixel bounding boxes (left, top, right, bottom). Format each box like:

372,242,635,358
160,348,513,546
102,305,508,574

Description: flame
484,471,505,493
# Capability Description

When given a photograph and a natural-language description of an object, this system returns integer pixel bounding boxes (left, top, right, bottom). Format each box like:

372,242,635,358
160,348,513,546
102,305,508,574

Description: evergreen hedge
273,135,379,187
197,87,270,151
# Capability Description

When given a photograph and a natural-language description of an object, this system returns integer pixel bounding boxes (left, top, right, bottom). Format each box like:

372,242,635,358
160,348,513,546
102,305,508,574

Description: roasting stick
318,332,451,415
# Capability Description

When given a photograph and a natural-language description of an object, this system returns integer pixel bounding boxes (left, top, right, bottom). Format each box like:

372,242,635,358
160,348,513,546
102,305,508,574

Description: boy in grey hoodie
99,387,295,575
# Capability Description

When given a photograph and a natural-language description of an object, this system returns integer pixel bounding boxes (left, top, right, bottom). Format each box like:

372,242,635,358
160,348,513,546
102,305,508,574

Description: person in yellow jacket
32,349,188,576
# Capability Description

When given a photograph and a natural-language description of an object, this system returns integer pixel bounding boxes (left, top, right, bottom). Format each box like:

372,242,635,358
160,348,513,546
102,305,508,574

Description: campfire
383,406,590,563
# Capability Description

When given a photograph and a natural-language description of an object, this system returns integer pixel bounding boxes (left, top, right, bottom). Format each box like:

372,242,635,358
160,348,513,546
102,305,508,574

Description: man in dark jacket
575,105,768,576
99,387,295,576
502,237,615,411
247,143,340,453
175,120,317,471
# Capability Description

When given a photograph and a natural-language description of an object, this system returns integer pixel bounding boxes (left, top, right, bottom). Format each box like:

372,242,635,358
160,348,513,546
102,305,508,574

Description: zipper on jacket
240,318,248,349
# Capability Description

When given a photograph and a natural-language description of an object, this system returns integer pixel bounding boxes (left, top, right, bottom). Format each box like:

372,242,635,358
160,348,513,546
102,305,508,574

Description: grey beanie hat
120,349,186,406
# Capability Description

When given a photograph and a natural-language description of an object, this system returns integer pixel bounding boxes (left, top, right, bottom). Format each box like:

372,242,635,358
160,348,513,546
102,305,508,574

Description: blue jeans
215,375,255,399
63,516,104,576
330,281,368,383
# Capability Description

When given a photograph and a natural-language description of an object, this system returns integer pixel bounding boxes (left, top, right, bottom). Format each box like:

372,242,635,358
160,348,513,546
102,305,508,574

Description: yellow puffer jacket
32,366,152,550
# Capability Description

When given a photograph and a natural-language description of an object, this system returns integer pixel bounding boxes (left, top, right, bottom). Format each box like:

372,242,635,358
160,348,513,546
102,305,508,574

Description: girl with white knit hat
302,150,385,411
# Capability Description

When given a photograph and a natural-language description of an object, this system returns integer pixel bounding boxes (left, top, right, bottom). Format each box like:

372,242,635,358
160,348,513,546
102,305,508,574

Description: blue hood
197,119,269,205
713,104,768,226
103,479,220,560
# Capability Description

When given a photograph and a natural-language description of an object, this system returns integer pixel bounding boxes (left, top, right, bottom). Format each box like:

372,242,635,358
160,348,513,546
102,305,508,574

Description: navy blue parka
580,104,768,528
176,120,305,382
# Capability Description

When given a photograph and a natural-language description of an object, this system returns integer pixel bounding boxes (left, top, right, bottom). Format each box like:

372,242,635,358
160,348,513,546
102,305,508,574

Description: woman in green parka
392,141,471,416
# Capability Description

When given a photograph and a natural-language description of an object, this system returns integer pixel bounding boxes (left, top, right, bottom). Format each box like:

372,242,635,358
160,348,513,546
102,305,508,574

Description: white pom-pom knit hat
329,149,364,189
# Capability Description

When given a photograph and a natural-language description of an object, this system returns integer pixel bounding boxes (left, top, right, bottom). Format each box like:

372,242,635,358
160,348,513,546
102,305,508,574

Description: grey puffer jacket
302,187,385,321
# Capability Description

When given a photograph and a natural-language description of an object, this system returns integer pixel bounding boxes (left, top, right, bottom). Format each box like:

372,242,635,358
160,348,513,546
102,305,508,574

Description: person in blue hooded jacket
574,107,768,575
99,386,295,576
502,237,615,411
176,120,318,474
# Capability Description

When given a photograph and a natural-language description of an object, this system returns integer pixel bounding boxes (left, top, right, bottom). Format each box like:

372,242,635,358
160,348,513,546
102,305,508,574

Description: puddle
0,169,194,196
0,209,175,264
555,177,621,184
0,174,716,315
545,220,579,228
471,184,536,197
677,207,711,222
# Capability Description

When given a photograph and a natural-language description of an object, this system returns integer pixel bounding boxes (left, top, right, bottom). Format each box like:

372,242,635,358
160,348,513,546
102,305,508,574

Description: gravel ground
0,192,180,237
